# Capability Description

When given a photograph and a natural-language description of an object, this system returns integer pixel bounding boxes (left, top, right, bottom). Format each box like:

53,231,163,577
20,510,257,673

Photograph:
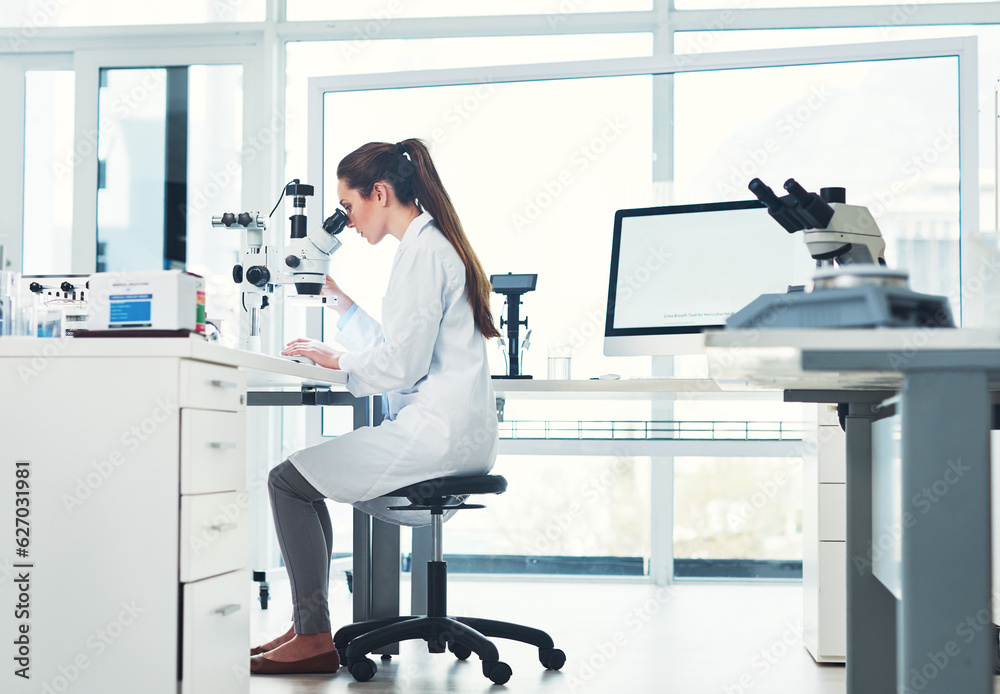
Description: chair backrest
387,475,507,508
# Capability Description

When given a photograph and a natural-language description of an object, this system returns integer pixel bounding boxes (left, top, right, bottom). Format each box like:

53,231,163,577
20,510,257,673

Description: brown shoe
250,645,267,656
250,649,340,675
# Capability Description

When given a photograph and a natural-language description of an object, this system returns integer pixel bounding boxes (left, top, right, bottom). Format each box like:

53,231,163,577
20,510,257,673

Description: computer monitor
603,199,815,356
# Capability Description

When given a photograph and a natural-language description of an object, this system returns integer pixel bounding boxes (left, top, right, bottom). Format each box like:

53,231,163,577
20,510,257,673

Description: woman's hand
321,275,354,315
281,338,345,370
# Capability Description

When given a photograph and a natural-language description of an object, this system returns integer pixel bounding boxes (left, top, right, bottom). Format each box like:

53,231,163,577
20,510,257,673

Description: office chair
333,474,566,684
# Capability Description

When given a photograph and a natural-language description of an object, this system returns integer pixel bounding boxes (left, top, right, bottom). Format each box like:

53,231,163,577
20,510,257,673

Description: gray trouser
267,460,334,634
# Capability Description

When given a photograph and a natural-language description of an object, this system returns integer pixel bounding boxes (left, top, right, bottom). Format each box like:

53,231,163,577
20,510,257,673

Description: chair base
334,614,565,684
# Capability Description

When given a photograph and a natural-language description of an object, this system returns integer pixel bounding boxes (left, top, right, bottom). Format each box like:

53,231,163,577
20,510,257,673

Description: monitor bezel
604,199,768,339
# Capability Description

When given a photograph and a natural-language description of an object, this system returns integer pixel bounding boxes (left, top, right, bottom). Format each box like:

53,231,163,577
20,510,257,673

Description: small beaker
547,346,572,380
0,271,18,336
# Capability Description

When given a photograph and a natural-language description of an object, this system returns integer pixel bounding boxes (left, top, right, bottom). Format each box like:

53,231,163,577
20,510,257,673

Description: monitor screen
604,200,815,356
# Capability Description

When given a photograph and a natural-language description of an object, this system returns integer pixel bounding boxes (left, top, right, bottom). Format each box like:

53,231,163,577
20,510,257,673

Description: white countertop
0,336,348,388
705,328,1000,391
490,377,737,398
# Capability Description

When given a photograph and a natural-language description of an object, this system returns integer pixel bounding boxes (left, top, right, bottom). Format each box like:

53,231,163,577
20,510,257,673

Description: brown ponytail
337,139,501,339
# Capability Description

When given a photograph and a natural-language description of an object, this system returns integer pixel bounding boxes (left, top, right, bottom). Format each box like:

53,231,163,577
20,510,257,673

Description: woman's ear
373,181,391,207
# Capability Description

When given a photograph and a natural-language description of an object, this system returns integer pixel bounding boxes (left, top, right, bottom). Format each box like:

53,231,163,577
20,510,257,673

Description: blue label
109,299,152,324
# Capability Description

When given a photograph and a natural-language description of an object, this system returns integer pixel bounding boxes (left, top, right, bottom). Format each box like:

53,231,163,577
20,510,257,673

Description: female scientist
249,139,501,675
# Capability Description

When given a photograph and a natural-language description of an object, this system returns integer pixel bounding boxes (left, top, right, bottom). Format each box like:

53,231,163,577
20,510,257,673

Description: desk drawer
180,361,245,412
181,409,246,495
818,483,846,541
818,425,846,484
180,492,248,582
180,569,250,694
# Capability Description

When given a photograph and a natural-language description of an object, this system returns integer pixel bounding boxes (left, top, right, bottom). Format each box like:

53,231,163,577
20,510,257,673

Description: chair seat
387,475,507,507
340,472,565,685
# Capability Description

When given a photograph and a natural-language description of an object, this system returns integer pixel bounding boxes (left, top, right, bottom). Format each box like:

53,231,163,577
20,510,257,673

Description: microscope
727,177,954,329
748,178,886,267
213,180,348,352
490,273,537,379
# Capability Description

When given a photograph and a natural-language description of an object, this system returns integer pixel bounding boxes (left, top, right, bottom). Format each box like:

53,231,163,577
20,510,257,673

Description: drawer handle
210,379,239,389
209,523,238,532
214,604,242,617
209,442,237,450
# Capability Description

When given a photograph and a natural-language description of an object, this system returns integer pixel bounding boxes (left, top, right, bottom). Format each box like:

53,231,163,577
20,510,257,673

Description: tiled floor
250,575,847,693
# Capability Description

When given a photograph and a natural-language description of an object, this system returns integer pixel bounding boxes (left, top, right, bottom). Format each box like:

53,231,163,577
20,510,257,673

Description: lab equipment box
87,270,205,334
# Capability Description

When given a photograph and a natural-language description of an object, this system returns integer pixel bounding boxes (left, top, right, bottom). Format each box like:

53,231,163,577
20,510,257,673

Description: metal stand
494,292,531,379
845,400,897,692
791,348,997,694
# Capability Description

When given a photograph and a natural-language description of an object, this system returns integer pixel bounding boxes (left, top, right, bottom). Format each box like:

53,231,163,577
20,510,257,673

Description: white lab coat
288,212,499,525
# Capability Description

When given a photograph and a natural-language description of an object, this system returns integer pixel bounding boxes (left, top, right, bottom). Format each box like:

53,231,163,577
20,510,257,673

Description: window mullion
670,4,1000,32
277,12,658,43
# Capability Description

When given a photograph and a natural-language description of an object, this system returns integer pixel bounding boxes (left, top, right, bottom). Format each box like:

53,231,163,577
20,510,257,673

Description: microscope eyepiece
748,178,781,207
323,209,348,236
784,178,834,229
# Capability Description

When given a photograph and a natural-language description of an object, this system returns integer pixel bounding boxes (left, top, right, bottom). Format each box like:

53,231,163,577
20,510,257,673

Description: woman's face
337,179,389,245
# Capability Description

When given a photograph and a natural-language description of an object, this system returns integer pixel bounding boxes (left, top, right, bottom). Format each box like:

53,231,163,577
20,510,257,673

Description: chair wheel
349,657,377,682
539,647,566,670
449,642,472,660
483,660,512,685
380,653,392,661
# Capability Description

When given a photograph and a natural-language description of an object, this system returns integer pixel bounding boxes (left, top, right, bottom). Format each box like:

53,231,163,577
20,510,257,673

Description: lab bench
0,337,345,694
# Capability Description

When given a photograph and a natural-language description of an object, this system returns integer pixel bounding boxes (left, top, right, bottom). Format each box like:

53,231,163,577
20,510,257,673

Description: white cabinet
0,348,250,693
181,570,251,694
802,403,846,663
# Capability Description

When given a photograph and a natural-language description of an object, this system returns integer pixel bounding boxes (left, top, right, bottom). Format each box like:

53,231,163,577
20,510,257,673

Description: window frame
0,0,994,581
0,53,73,275
306,35,978,581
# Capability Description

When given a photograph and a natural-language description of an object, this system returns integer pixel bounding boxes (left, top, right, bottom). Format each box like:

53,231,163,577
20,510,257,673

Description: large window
309,37,974,577
318,75,655,381
2,2,995,582
94,64,245,345
22,70,74,274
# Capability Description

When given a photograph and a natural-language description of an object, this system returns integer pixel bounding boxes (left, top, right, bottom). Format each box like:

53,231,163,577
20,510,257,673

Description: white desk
492,377,728,396
707,328,1000,694
0,338,344,694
